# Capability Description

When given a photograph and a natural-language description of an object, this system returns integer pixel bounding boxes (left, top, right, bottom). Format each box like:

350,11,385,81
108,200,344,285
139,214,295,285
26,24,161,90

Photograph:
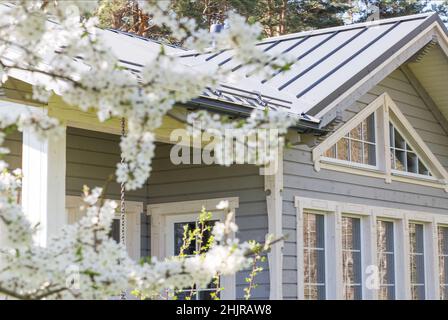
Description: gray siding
3,131,22,169
147,143,270,299
282,69,448,299
66,128,148,202
66,129,270,299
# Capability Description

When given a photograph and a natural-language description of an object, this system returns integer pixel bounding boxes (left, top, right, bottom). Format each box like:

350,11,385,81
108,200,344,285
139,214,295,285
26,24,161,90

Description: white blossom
0,1,286,299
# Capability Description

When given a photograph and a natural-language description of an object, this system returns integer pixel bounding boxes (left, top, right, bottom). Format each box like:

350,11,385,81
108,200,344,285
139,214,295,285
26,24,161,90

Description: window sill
320,157,380,173
318,160,448,192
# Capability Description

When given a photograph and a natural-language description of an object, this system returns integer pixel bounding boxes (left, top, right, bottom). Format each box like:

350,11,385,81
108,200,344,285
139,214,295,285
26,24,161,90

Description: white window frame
295,196,448,300
321,112,379,171
341,214,363,300
302,210,327,300
65,195,142,261
438,224,448,300
312,92,448,192
408,221,426,299
376,218,397,300
147,197,239,300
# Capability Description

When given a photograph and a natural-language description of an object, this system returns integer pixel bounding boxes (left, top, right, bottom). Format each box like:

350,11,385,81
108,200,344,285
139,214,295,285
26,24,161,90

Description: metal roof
179,13,447,126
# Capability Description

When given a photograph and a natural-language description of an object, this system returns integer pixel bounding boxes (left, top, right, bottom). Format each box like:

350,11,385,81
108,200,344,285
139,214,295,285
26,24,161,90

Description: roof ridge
104,28,186,51
261,12,435,43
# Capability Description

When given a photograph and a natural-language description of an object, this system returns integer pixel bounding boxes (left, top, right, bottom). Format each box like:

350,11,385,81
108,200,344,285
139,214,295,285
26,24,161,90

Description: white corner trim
147,197,239,300
264,146,284,300
65,195,143,261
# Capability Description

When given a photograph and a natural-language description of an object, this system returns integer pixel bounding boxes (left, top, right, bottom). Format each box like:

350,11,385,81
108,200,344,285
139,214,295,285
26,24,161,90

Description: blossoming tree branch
0,1,292,299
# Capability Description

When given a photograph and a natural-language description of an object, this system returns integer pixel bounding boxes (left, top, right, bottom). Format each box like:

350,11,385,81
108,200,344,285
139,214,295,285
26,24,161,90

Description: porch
1,99,283,299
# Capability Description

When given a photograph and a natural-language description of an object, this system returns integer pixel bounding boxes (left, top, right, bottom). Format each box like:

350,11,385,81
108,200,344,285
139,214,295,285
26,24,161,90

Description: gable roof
312,92,448,191
180,13,448,129
2,1,448,133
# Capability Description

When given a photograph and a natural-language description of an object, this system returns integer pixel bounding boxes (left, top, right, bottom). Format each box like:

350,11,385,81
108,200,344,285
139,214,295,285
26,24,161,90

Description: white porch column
22,108,66,246
263,145,283,300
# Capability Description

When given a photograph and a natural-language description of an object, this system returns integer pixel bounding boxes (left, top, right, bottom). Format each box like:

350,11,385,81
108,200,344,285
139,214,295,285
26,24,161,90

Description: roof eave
183,96,325,134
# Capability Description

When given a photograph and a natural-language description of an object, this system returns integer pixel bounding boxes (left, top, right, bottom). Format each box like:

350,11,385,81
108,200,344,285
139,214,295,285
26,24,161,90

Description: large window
172,219,219,300
303,212,326,300
389,123,431,177
409,223,425,300
341,216,362,299
324,113,376,166
149,197,238,300
377,220,395,300
439,226,448,300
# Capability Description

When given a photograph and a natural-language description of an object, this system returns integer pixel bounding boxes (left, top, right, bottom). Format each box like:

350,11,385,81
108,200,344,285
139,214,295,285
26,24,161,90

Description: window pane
418,160,430,176
324,145,336,158
364,143,376,166
395,149,406,171
407,152,418,174
342,217,362,300
110,219,120,243
336,138,350,161
362,114,376,143
174,222,196,255
303,212,325,300
439,226,448,300
377,220,395,300
350,123,362,140
350,140,363,164
409,223,425,300
394,129,406,150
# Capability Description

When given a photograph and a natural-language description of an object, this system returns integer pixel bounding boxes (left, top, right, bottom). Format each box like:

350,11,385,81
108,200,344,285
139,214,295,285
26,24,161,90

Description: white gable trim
313,92,448,192
387,95,448,185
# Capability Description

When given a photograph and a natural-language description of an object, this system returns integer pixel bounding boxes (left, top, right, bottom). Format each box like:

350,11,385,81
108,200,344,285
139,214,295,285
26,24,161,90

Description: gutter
184,97,328,135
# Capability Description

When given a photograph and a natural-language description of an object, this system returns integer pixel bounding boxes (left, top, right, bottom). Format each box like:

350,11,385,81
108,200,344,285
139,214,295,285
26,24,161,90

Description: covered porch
0,91,284,299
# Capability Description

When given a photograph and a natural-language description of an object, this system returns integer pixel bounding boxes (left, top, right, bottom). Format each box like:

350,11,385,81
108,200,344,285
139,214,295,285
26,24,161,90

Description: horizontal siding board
284,158,448,199
3,132,22,169
67,128,270,299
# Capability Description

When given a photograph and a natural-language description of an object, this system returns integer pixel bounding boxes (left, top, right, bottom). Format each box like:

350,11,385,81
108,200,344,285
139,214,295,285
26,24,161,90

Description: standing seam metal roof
178,13,447,126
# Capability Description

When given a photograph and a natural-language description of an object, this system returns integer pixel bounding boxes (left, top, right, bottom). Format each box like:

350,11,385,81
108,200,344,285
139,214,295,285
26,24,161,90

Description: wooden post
21,107,67,246
263,144,283,300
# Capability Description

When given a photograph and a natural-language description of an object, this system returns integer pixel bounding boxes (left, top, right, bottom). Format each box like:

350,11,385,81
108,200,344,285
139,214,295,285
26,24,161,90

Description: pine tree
354,0,429,22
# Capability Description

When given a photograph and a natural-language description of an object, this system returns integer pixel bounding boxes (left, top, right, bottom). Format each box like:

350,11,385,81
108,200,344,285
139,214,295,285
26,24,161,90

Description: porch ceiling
407,44,448,122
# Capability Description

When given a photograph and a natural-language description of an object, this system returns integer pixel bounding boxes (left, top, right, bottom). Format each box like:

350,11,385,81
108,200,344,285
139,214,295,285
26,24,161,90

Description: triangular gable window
323,113,376,167
313,93,448,191
389,122,431,177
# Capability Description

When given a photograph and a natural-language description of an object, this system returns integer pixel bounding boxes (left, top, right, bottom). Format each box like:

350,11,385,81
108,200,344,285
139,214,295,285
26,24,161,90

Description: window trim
147,197,239,300
302,211,327,300
341,215,363,300
376,219,397,300
295,196,448,300
65,195,142,261
438,225,448,300
321,112,379,170
389,119,434,179
312,92,448,192
408,222,426,300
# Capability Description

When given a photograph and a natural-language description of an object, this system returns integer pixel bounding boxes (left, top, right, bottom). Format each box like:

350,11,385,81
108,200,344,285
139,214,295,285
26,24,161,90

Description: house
1,12,448,300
